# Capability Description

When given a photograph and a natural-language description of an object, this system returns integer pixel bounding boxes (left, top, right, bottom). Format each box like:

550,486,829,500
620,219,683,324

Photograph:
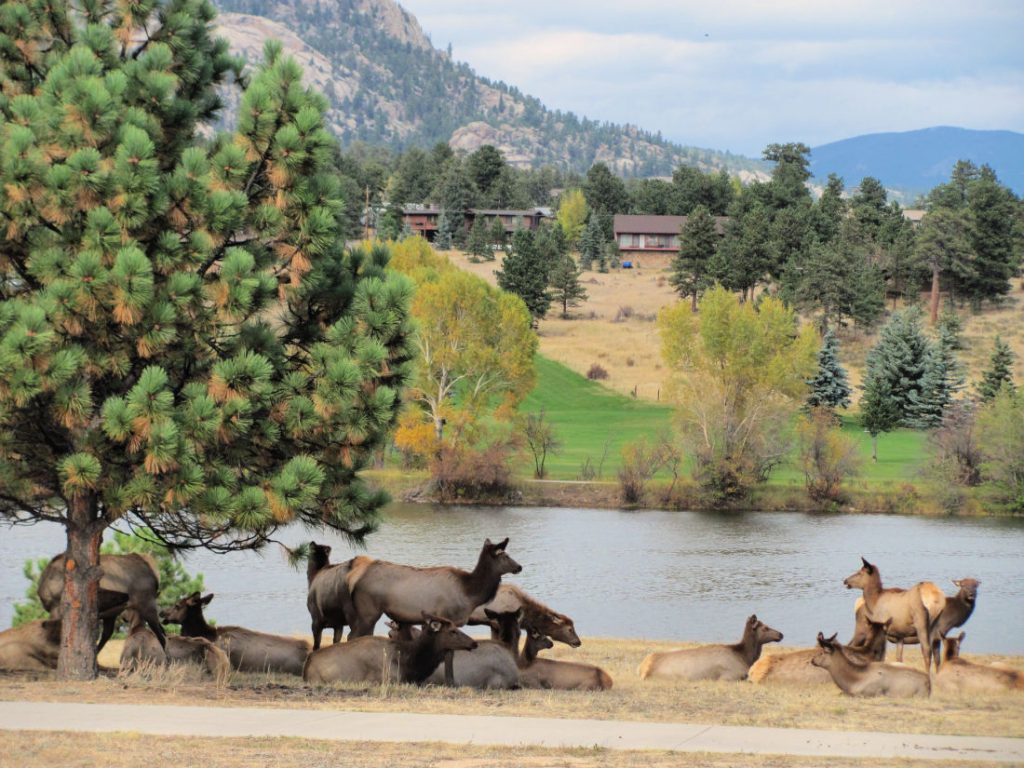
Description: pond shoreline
377,471,1012,518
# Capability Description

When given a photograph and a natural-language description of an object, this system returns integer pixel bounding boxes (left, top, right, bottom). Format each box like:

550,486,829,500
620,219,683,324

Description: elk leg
913,612,931,670
96,616,116,652
444,650,455,686
142,605,167,649
332,627,343,645
895,639,904,662
312,622,323,651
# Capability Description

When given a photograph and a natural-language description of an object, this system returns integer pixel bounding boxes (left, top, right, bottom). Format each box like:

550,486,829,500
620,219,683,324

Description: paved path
2,701,1022,762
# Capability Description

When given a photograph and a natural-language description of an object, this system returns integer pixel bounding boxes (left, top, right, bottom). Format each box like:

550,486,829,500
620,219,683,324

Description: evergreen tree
434,211,454,251
806,329,852,412
0,2,414,679
496,230,551,323
548,255,588,319
603,240,621,271
964,166,1018,306
579,214,605,271
670,205,718,310
812,174,847,243
535,221,569,277
937,303,964,350
466,216,491,262
977,336,1016,402
488,217,507,257
859,308,931,448
908,329,964,428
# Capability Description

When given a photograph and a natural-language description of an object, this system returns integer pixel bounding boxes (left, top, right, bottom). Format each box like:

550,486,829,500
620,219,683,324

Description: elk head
843,557,877,590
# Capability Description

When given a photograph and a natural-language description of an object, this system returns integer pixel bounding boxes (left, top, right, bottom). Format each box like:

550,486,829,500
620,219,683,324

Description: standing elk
639,615,783,682
811,632,930,697
345,538,522,637
843,557,945,671
305,541,371,649
162,592,310,676
303,613,477,685
38,552,164,651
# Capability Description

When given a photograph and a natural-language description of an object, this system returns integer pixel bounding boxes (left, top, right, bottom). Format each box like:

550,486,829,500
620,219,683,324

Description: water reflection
2,504,1022,653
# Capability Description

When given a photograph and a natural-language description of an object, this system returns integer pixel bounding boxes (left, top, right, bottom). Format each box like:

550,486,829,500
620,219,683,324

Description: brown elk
305,541,370,649
345,538,522,638
933,632,1024,695
119,609,230,683
303,613,477,685
750,618,891,686
383,618,519,689
851,578,979,672
38,552,164,651
639,615,783,682
516,624,613,690
161,592,310,676
811,632,930,697
843,557,945,671
1,590,129,671
467,584,581,647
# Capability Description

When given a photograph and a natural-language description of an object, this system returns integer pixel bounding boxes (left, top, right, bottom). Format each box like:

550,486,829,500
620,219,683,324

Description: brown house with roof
401,205,552,241
613,214,728,258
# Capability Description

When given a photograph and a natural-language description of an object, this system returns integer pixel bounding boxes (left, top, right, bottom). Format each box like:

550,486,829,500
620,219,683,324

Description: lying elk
305,541,371,649
843,557,945,671
120,610,230,684
346,538,522,637
639,615,783,682
0,590,129,671
933,632,1024,695
162,592,310,676
517,623,612,691
750,618,891,686
467,584,581,647
811,632,929,697
38,552,164,651
304,613,477,685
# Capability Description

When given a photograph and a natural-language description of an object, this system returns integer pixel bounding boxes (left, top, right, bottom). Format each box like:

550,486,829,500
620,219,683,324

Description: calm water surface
2,504,1022,653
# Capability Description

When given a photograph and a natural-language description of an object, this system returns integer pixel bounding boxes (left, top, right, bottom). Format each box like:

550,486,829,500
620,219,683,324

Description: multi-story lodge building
400,205,552,241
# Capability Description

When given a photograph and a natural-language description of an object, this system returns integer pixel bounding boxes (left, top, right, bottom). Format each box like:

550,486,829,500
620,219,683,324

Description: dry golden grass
447,249,1024,404
4,731,990,768
2,636,1019,740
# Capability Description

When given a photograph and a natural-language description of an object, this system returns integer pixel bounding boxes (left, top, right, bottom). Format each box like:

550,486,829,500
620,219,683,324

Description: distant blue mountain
809,127,1024,199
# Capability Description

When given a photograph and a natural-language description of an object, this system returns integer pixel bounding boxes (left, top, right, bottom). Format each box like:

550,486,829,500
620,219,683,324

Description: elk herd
1,542,1021,703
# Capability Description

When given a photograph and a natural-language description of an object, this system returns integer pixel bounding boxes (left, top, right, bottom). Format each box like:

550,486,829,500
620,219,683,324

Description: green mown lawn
519,355,932,486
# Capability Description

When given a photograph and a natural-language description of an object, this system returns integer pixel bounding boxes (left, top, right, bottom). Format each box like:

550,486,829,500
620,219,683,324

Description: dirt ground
5,731,999,768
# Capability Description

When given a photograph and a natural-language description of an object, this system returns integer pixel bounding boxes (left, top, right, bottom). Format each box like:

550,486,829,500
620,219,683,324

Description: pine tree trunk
57,492,103,681
690,291,698,312
930,265,941,325
871,434,878,463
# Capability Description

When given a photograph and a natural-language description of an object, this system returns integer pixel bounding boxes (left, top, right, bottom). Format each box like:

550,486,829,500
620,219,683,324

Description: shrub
587,363,609,380
928,402,982,487
431,442,517,503
977,388,1024,512
618,436,674,505
796,409,863,503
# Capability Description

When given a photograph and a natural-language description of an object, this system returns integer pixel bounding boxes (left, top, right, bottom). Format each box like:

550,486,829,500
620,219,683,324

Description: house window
646,234,668,248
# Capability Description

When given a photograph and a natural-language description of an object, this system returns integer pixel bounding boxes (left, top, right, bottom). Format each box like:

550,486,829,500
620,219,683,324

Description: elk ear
483,538,494,548
497,537,509,549
323,545,332,556
201,593,215,605
860,557,874,573
816,632,827,646
484,608,500,620
828,632,838,643
748,614,757,624
957,631,966,643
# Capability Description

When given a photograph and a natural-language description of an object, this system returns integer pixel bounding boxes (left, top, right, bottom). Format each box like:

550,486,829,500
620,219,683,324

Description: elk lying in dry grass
811,632,930,697
843,557,945,671
517,625,613,690
162,592,310,676
639,615,783,682
303,613,477,685
468,584,581,647
120,609,230,683
933,632,1024,695
750,618,890,686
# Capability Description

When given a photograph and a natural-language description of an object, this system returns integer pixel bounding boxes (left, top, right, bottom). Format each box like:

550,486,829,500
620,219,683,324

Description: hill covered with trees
212,0,767,177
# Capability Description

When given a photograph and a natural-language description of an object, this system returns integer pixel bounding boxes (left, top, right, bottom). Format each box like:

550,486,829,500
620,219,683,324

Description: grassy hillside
520,355,672,480
521,355,930,488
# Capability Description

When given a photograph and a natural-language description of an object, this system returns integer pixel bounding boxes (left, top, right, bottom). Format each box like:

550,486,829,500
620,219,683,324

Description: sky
397,0,1024,158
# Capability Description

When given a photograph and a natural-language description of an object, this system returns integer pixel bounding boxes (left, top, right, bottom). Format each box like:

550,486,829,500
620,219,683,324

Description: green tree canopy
0,0,414,678
669,205,718,310
977,336,1016,402
496,229,552,323
806,329,852,412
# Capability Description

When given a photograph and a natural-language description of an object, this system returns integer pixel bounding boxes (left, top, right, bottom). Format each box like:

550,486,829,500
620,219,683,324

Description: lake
2,504,1022,654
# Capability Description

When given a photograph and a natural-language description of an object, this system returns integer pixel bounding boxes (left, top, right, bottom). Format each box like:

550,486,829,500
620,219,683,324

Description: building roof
613,214,728,235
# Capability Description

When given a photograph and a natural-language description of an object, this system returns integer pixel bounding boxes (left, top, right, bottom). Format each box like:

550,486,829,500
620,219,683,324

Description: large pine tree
907,327,964,428
0,0,414,679
548,255,587,319
496,229,551,323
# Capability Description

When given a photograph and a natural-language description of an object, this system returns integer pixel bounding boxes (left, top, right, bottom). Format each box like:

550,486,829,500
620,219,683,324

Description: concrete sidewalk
1,701,1021,763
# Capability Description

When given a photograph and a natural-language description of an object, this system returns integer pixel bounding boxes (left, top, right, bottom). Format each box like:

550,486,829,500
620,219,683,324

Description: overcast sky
397,0,1024,158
